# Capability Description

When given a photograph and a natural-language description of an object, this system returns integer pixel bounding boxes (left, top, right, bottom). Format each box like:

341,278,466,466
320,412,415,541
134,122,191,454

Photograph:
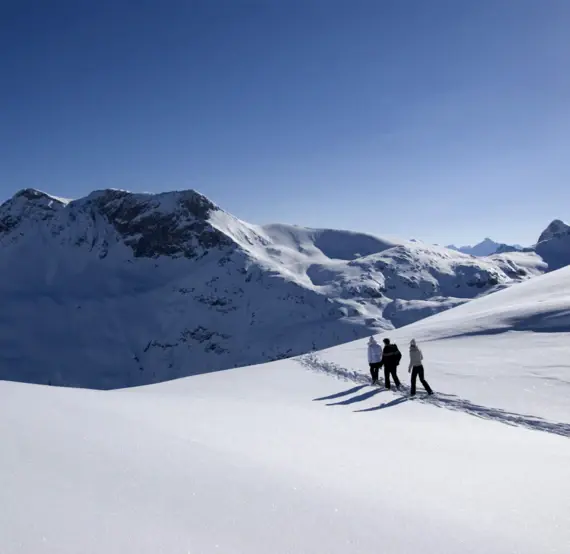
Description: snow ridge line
297,354,570,438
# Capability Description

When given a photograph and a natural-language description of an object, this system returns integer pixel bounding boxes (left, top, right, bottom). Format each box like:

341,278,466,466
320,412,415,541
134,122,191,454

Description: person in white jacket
367,336,383,384
408,339,433,396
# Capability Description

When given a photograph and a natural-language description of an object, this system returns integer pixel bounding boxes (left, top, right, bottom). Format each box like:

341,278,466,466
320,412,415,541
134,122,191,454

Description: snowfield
316,263,570,424
2,266,570,553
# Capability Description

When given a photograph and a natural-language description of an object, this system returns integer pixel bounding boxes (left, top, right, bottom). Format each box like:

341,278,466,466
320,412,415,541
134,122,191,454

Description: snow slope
0,188,545,388
1,266,570,554
316,264,570,424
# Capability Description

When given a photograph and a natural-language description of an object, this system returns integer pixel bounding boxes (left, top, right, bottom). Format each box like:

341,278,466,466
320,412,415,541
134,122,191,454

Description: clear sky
1,0,569,246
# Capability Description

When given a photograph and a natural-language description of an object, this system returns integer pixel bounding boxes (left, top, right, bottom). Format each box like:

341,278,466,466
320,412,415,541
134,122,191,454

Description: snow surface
1,265,570,553
0,188,546,388
317,265,570,424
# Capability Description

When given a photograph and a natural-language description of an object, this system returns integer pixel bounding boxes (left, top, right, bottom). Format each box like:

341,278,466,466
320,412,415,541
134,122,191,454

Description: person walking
408,339,433,396
367,337,382,384
380,338,402,390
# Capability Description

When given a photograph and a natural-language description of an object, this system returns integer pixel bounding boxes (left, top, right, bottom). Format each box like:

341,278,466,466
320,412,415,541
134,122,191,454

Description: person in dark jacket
380,338,402,390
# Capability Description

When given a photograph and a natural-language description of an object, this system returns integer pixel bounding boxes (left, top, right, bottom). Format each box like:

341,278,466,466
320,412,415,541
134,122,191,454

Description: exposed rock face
537,219,570,244
535,219,570,271
90,189,233,258
0,189,67,234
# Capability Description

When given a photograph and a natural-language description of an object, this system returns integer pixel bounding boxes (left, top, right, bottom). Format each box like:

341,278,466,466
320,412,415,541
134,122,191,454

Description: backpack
394,344,402,366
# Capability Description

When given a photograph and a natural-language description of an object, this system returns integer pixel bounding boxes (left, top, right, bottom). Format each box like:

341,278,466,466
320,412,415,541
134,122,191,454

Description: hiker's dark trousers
369,363,381,382
384,365,401,389
410,365,433,395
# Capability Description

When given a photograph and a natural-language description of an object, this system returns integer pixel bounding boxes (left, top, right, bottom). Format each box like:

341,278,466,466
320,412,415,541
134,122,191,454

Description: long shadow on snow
313,384,368,402
298,353,570,438
355,396,409,412
326,388,384,406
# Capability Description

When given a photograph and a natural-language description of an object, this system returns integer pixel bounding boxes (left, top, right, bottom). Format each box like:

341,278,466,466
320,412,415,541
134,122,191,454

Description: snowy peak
79,188,218,218
0,188,234,260
537,219,570,244
475,237,498,250
452,218,570,271
535,219,570,271
447,237,521,257
12,188,70,206
0,188,69,233
77,188,231,259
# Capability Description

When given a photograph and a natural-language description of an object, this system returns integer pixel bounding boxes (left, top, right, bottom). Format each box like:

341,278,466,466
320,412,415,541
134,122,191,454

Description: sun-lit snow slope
399,262,570,336
2,354,569,554
315,265,570,424
2,267,570,552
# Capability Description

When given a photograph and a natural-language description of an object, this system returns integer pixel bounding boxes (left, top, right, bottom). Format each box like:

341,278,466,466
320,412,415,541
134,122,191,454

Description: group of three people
367,336,433,396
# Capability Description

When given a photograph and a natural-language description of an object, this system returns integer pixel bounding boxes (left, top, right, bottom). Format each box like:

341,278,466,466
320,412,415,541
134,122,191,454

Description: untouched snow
2,266,570,553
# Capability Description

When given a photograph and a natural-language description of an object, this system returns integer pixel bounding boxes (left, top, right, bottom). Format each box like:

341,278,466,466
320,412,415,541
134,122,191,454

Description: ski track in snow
298,353,570,438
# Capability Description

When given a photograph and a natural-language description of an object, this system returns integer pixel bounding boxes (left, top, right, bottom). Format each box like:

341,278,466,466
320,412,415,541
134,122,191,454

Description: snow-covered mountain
450,218,570,268
447,237,522,256
2,264,569,554
535,218,570,270
0,188,546,388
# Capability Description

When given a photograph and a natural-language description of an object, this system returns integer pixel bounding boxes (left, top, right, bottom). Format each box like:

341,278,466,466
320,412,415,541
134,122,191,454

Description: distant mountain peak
447,237,523,257
89,188,227,259
535,219,570,271
0,188,70,234
448,238,500,257
1,187,228,259
537,219,570,244
82,187,212,205
12,188,70,205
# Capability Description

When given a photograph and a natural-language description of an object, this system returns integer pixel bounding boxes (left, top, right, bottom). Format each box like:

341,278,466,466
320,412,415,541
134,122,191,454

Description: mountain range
0,187,565,389
447,237,524,256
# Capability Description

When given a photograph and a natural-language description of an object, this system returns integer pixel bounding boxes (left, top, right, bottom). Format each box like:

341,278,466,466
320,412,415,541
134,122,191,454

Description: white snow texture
1,263,570,553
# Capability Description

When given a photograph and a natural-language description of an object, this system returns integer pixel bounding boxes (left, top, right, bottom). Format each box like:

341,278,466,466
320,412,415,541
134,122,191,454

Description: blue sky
1,0,569,246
